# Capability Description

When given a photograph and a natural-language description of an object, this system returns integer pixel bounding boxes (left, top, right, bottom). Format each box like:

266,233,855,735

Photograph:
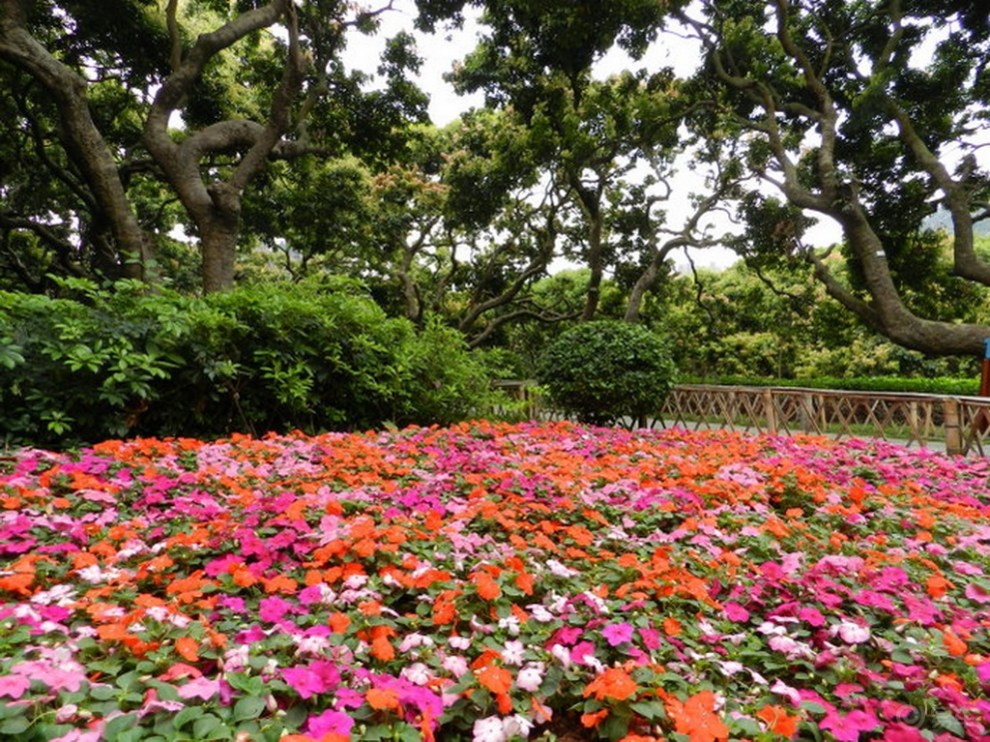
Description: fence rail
495,381,990,456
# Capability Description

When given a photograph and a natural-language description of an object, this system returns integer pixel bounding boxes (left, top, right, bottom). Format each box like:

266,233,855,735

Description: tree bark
0,1,153,280
143,0,306,293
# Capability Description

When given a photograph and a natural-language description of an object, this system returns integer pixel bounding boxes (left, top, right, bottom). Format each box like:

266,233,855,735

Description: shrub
0,279,496,448
682,374,981,396
537,320,676,426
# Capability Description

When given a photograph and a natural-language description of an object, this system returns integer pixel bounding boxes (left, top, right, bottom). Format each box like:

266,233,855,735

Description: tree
424,0,715,322
681,0,990,355
0,0,426,292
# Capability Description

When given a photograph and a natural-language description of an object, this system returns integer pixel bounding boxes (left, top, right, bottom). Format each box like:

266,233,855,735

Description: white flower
30,584,76,606
449,635,471,650
718,660,744,676
498,615,521,636
342,574,368,589
502,714,534,738
550,644,571,668
222,646,250,673
516,663,545,692
442,655,468,677
757,621,786,636
546,559,577,578
501,640,525,666
836,621,871,644
401,662,432,686
295,634,329,655
528,605,555,622
768,635,813,658
472,716,507,742
770,678,801,705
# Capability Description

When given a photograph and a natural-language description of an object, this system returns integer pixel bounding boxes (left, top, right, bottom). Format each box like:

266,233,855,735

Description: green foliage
0,280,496,448
683,375,980,397
537,320,676,425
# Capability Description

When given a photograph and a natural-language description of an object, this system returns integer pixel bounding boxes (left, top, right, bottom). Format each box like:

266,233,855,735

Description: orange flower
663,690,728,742
926,574,950,598
366,688,401,711
476,664,513,695
328,612,350,634
942,630,968,657
662,617,682,637
581,709,609,728
472,571,502,600
175,636,199,663
756,704,800,738
582,667,638,702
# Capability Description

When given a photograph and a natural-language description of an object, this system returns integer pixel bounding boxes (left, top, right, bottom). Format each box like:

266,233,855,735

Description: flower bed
1,421,989,741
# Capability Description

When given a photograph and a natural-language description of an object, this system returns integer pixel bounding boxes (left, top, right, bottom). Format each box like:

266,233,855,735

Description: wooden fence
494,381,990,456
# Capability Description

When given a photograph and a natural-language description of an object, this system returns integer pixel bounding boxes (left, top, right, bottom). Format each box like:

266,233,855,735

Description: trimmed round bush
537,320,677,426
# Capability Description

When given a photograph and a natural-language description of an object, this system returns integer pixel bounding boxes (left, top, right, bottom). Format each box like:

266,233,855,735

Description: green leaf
104,713,139,739
630,699,666,720
935,712,965,736
193,713,223,738
89,685,117,701
174,705,205,729
233,695,267,721
0,716,30,735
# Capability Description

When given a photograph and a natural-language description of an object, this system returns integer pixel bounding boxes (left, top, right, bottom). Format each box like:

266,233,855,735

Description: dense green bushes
683,374,981,396
537,320,676,425
0,279,496,448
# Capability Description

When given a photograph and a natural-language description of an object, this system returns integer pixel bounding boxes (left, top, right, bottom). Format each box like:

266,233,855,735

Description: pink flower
570,641,597,666
820,709,880,742
259,595,293,623
723,602,750,622
881,723,927,741
0,675,31,700
601,622,634,646
282,662,340,700
50,732,102,742
964,582,990,604
306,709,354,738
797,606,825,627
177,677,220,700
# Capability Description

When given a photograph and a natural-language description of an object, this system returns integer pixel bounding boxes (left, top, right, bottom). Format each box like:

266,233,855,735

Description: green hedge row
682,374,981,396
0,279,497,448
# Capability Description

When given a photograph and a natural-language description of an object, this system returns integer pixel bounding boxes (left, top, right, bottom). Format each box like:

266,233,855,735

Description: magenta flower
306,709,354,738
820,709,880,741
259,595,293,622
723,602,750,622
601,622,634,646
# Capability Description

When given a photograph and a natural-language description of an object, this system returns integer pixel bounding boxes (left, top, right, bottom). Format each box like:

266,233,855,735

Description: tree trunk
828,208,990,355
201,227,237,294
624,262,657,323
0,4,152,280
580,206,604,322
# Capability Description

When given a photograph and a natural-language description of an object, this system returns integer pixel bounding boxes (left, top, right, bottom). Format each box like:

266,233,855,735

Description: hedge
0,279,497,448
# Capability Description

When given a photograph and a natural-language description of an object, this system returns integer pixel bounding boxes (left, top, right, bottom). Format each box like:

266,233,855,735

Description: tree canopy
2,0,990,365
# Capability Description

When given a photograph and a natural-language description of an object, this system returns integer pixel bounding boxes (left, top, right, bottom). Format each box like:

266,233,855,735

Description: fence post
762,388,777,434
799,393,815,433
943,398,963,455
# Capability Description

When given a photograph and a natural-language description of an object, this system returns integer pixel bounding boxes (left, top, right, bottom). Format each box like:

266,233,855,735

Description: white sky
340,1,844,272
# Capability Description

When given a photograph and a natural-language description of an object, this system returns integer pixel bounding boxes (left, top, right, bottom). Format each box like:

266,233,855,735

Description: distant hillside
924,208,990,236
